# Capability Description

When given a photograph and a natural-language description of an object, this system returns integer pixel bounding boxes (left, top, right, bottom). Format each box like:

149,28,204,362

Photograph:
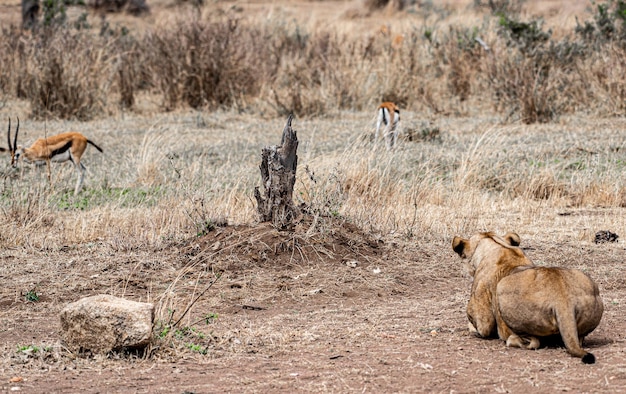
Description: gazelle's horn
7,117,11,152
13,117,19,152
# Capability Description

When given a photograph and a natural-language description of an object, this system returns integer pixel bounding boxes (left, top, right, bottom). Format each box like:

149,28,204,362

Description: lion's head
452,231,522,277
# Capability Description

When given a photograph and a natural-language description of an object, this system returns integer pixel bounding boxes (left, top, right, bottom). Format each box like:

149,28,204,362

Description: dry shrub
267,29,359,116
112,32,147,110
145,17,266,111
366,28,442,112
0,7,624,120
117,53,135,110
432,28,487,106
266,32,323,116
0,25,144,118
19,29,113,120
263,22,453,116
0,27,25,100
576,44,626,115
486,52,565,123
270,83,326,118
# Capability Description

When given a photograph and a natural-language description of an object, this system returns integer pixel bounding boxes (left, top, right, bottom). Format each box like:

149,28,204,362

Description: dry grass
1,111,624,248
0,1,624,120
0,1,625,391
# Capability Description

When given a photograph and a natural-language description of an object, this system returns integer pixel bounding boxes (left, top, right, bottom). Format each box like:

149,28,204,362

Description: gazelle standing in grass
6,118,103,195
375,102,401,150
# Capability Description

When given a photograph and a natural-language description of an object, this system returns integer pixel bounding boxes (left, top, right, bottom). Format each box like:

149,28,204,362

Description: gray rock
60,294,154,354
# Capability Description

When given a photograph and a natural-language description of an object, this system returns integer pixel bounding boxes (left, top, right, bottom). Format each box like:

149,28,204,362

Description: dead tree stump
21,0,39,30
254,114,300,230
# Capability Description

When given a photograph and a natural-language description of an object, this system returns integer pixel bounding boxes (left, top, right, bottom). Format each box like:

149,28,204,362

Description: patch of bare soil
1,217,625,393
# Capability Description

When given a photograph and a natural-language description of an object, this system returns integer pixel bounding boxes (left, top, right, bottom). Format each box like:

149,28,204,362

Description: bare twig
172,274,221,328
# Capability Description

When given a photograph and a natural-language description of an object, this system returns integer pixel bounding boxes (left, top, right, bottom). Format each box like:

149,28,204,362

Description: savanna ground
1,0,626,393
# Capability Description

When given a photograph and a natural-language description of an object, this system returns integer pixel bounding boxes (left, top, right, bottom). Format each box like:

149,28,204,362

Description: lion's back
497,266,603,337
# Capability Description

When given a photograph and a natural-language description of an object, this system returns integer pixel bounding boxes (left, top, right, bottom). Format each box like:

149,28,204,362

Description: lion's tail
556,305,595,364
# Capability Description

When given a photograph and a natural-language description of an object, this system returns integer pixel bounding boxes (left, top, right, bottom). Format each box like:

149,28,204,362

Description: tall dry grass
1,112,623,253
0,3,624,120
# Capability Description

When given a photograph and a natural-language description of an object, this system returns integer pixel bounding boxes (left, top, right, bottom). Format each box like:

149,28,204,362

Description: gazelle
7,118,103,195
375,102,401,150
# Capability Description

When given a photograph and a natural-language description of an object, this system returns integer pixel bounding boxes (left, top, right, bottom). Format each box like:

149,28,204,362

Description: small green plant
186,343,208,354
17,344,40,353
174,328,187,340
159,323,212,355
158,326,170,339
16,344,54,359
424,28,433,43
25,289,39,302
55,191,90,210
204,313,219,323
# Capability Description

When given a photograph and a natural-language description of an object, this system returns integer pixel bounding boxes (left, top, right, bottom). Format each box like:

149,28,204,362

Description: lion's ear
452,236,469,258
503,232,521,246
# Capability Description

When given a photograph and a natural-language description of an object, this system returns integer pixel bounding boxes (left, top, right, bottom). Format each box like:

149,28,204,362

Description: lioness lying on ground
452,231,604,364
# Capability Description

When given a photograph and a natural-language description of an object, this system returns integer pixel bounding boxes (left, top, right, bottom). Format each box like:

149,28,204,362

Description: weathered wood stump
254,114,300,230
21,0,39,30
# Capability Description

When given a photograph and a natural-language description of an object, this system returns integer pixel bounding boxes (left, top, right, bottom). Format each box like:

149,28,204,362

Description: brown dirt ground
1,214,625,393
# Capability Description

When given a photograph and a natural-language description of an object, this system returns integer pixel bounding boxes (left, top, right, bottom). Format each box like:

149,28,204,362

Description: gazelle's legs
375,113,383,145
74,163,86,195
392,121,400,148
385,129,391,150
46,159,51,185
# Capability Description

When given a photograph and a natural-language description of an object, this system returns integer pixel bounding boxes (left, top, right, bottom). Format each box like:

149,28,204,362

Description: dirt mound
183,216,385,272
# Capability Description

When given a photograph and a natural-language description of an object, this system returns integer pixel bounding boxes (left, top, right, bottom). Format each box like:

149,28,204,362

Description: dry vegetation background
0,0,625,392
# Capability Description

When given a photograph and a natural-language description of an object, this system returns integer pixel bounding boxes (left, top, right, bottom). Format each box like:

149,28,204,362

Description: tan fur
452,232,604,363
19,132,90,164
7,119,103,196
